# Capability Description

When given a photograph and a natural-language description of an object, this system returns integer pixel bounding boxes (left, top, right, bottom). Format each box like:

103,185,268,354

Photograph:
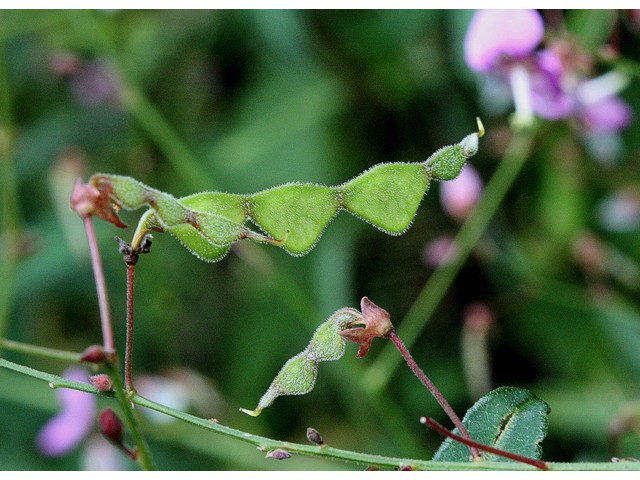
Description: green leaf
433,387,550,462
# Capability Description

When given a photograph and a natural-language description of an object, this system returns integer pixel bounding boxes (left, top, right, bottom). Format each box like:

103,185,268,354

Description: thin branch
83,215,115,355
125,263,136,392
0,338,82,363
421,416,548,470
389,331,479,459
2,358,638,471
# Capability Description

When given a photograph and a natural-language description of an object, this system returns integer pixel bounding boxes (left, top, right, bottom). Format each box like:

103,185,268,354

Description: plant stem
389,331,479,459
83,216,116,356
103,360,155,470
2,358,638,471
0,338,82,362
0,39,20,345
124,263,136,392
364,129,538,394
65,10,214,192
421,417,548,470
80,220,155,470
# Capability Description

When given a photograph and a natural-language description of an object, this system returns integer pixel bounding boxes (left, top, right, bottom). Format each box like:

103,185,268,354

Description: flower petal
464,9,544,72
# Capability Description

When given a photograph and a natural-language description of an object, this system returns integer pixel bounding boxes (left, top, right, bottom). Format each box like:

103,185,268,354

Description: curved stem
364,129,538,394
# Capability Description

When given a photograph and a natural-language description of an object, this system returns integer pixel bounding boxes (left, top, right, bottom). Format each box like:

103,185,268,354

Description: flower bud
306,428,324,446
99,408,123,444
80,345,108,363
265,448,292,460
90,374,114,392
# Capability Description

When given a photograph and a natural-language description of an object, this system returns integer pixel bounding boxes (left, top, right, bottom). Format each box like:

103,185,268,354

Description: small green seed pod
424,132,479,181
305,308,361,362
240,307,361,417
240,353,317,417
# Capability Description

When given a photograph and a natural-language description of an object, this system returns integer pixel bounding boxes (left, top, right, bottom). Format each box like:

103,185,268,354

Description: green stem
103,360,155,470
122,88,214,191
1,358,638,471
0,338,82,363
65,10,214,192
0,39,20,344
363,128,537,393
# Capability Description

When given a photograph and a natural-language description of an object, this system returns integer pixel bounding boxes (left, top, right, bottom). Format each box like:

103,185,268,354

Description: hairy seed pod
240,308,361,417
88,124,482,262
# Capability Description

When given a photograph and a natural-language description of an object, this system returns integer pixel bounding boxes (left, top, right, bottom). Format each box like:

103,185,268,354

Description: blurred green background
1,9,640,470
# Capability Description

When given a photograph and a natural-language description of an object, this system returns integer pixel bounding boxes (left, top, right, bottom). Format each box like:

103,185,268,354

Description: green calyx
88,122,482,262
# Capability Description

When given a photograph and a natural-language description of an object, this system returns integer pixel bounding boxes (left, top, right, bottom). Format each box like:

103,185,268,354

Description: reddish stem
84,216,116,357
389,331,479,459
421,416,548,470
124,263,136,392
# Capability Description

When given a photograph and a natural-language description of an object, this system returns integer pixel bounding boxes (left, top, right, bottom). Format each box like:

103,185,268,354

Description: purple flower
464,9,633,135
464,9,544,73
36,366,96,457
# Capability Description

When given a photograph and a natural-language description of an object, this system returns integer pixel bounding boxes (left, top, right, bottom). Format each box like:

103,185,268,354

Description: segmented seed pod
88,123,482,262
240,307,361,416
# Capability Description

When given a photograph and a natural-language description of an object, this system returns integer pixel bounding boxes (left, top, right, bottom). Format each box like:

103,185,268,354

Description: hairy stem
389,331,479,459
81,219,155,469
125,263,136,392
2,358,638,471
364,129,538,393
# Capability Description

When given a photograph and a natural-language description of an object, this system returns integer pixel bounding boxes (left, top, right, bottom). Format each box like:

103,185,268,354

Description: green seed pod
340,163,430,234
425,132,480,181
240,353,316,417
305,308,361,362
249,183,340,256
88,123,482,262
425,118,484,181
240,308,361,417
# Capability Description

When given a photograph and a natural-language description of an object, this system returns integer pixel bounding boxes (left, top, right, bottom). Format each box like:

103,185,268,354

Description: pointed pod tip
476,117,485,138
239,407,262,417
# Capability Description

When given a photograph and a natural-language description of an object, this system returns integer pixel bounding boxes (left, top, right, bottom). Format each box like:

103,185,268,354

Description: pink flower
36,366,96,457
439,163,483,221
464,9,633,135
464,9,544,73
